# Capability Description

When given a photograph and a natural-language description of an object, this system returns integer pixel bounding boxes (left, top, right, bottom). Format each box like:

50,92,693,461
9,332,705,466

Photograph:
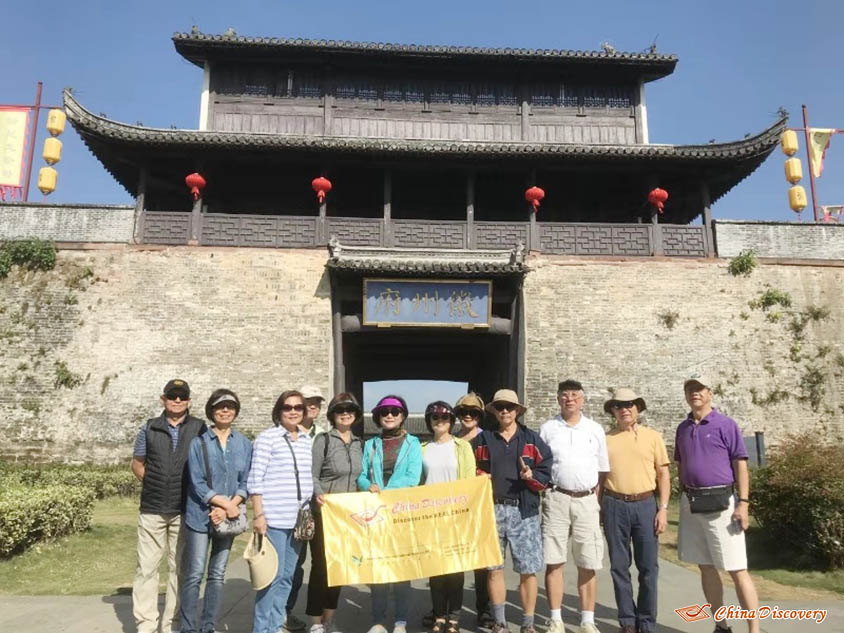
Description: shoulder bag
200,439,248,536
284,435,315,541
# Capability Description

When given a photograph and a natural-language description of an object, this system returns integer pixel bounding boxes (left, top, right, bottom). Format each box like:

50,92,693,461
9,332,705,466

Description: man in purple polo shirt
674,376,759,633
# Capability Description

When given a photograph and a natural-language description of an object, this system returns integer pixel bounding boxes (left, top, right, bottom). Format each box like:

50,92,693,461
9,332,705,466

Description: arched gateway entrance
327,242,527,413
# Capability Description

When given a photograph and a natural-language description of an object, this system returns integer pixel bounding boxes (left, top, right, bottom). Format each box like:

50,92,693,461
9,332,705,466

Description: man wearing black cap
131,379,206,633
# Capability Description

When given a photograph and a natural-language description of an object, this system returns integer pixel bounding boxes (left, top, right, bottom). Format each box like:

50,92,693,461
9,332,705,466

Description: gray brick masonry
715,220,844,259
0,203,134,243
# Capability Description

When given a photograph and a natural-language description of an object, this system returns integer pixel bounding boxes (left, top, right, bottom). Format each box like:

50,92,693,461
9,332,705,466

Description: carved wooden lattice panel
201,216,241,246
142,212,190,245
662,226,707,257
538,224,576,254
574,225,613,255
327,219,382,246
392,222,466,248
611,226,651,256
474,223,528,249
276,217,317,247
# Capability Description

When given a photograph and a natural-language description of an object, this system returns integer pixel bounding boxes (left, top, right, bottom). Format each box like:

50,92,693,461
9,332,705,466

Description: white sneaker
367,626,389,633
309,625,325,633
547,621,564,633
393,625,407,633
579,623,600,633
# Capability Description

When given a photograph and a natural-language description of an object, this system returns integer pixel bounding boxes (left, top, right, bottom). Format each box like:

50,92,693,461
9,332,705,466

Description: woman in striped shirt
248,390,314,633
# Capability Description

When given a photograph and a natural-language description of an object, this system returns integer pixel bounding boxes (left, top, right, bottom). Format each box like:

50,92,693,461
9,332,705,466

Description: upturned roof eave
171,32,678,80
64,91,785,165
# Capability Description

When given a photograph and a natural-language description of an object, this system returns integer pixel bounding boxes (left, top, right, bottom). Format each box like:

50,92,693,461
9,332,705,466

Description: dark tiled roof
64,92,785,164
172,31,677,77
326,241,527,277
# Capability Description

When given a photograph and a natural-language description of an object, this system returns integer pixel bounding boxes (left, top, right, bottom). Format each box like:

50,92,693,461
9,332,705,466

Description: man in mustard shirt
601,389,670,633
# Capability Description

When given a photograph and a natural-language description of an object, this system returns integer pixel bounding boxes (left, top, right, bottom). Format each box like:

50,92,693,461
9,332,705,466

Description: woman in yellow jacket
421,401,476,633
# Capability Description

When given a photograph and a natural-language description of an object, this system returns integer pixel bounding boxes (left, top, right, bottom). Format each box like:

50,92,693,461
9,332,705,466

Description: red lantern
312,176,332,204
525,186,545,212
647,187,669,213
185,172,206,201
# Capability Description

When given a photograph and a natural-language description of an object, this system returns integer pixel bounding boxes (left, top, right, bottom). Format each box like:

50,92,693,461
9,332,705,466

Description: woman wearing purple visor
357,395,423,633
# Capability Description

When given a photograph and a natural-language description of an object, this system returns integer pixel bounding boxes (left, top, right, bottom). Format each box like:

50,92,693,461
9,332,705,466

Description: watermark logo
674,604,711,623
674,604,828,625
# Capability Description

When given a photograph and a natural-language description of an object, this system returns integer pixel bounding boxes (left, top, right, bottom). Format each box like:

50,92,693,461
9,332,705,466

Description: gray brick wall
0,203,134,243
1,247,842,462
715,220,844,259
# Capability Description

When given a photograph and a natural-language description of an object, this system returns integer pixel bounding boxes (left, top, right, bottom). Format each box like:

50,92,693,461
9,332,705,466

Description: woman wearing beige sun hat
601,388,670,633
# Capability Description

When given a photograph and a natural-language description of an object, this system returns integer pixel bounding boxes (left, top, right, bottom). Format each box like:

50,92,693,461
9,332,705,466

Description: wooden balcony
138,211,713,257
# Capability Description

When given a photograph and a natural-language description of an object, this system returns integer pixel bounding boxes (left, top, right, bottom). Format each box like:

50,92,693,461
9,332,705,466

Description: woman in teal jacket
357,395,422,633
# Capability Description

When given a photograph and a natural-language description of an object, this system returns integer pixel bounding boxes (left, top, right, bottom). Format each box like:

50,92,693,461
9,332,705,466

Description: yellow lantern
46,109,67,136
42,137,63,165
784,157,802,184
37,166,57,195
780,130,798,156
788,185,807,212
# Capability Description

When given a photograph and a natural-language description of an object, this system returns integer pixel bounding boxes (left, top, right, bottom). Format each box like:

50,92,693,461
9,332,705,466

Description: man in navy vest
131,379,206,633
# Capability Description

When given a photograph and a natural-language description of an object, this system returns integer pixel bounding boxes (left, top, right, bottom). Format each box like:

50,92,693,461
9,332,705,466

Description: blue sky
5,0,843,220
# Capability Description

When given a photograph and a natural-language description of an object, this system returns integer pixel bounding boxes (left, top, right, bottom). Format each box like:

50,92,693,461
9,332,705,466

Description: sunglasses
455,409,481,419
611,401,636,410
377,407,404,418
430,414,453,423
333,405,357,416
492,403,516,412
214,403,237,410
281,404,305,412
165,394,189,402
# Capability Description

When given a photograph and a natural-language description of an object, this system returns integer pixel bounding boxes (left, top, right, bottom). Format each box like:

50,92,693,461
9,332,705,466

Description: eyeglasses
281,404,305,412
455,409,481,419
378,407,404,418
430,414,453,423
333,406,357,416
611,401,636,410
165,394,189,402
492,403,516,412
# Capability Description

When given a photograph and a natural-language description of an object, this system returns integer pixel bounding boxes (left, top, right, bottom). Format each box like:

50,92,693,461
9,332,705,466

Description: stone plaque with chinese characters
363,279,492,327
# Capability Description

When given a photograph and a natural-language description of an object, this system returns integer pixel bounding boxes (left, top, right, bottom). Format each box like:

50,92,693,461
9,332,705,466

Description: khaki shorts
678,493,748,571
541,489,603,569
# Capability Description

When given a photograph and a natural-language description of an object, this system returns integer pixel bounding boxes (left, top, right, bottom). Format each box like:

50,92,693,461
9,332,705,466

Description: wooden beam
383,169,392,247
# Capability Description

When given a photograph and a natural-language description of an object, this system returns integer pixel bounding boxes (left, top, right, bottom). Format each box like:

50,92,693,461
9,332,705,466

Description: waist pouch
687,485,733,514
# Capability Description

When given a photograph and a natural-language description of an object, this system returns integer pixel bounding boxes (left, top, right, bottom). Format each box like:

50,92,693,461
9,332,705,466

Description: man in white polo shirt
540,379,609,633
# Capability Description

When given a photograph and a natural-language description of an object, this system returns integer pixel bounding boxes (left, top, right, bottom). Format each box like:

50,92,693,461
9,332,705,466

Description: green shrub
0,484,93,557
751,433,844,569
0,463,139,499
0,239,56,279
727,249,758,277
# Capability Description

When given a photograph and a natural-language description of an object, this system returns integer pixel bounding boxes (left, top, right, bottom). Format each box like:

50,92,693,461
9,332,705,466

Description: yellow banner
0,109,29,188
322,475,502,586
809,128,834,178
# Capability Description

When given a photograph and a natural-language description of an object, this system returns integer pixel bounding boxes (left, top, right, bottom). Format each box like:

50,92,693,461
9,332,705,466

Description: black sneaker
422,611,435,628
490,623,510,633
477,612,495,629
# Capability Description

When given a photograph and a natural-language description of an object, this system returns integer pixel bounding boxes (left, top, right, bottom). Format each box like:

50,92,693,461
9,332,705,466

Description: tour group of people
130,376,759,633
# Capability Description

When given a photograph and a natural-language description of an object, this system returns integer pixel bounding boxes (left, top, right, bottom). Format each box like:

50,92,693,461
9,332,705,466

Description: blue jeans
601,495,659,633
179,526,234,633
370,581,410,625
253,528,302,633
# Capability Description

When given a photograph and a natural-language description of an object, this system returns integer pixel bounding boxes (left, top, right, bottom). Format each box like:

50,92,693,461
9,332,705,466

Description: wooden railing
139,211,713,257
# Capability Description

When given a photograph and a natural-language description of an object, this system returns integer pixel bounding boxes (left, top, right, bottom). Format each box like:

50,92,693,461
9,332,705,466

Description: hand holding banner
321,475,502,586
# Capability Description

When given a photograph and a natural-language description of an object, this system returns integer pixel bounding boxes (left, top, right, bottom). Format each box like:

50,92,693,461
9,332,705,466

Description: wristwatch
737,498,750,504
659,504,668,510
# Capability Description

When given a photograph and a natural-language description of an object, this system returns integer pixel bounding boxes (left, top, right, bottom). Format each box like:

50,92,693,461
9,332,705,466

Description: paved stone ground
1,553,840,633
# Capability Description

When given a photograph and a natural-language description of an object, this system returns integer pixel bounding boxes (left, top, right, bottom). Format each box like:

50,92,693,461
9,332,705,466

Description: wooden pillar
383,169,392,247
189,195,202,245
317,166,328,245
520,85,531,141
322,70,333,136
645,173,662,256
466,171,476,249
133,167,147,244
527,169,538,252
700,178,715,257
330,274,345,394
